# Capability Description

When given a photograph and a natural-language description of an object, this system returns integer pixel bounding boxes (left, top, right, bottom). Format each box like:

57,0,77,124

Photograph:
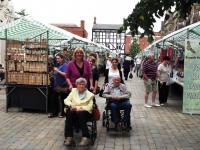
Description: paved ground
0,73,200,150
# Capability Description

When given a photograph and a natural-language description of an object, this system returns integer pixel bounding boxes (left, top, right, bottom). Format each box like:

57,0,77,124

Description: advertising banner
183,39,200,114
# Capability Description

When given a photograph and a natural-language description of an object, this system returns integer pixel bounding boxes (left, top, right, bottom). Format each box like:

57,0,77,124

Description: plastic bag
166,78,174,86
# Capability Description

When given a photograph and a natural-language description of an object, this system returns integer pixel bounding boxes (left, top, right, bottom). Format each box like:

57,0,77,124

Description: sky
12,0,162,39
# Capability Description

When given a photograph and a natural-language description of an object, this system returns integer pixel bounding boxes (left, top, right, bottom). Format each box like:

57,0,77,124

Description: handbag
99,88,104,97
129,73,133,79
92,104,100,121
54,84,69,93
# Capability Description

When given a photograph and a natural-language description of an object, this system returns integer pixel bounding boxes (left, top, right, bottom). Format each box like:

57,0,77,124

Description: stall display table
6,84,49,112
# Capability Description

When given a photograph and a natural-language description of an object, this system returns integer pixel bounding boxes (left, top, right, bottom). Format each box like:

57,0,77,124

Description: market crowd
47,47,174,146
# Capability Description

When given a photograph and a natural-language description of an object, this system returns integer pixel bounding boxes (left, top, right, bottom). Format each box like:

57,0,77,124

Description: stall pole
5,29,8,112
46,31,49,113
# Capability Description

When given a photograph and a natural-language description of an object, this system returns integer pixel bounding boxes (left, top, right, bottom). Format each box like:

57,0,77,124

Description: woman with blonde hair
66,47,93,91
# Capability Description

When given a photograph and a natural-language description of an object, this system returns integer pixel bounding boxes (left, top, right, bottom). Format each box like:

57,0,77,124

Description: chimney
80,20,85,29
94,17,96,24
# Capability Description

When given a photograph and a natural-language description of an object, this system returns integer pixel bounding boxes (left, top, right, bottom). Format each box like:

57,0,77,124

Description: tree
130,38,140,58
119,0,200,41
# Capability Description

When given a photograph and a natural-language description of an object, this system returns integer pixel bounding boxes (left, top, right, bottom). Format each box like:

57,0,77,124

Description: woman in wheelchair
64,77,94,146
103,76,132,131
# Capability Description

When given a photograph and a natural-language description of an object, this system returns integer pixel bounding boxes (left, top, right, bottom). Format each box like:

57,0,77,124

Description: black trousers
123,68,130,80
158,81,169,104
65,110,92,138
48,89,69,115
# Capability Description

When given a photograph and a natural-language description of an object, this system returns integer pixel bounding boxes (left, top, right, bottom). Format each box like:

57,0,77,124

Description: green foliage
120,0,200,39
130,38,140,57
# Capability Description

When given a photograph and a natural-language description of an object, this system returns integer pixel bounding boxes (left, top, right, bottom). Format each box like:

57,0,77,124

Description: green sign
183,39,200,114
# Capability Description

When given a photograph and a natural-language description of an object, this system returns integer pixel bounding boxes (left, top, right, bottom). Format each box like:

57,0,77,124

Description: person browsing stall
48,53,68,118
157,56,171,105
143,54,160,108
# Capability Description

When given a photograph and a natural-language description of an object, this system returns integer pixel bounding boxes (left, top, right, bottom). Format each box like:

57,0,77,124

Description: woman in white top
157,56,170,105
104,58,124,84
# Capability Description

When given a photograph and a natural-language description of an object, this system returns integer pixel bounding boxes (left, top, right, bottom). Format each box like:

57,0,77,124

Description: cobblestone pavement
0,73,200,150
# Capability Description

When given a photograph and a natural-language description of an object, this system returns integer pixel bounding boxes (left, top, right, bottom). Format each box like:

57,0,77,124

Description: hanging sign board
183,39,200,114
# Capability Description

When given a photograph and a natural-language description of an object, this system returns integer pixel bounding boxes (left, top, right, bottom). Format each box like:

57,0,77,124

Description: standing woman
48,53,68,118
66,48,93,91
105,58,124,84
157,56,170,105
88,54,99,94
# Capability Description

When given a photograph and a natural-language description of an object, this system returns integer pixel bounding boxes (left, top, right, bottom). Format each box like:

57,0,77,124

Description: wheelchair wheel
102,111,106,126
90,121,97,145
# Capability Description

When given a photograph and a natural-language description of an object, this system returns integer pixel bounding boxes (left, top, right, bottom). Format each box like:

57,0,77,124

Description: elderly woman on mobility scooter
102,76,132,131
64,77,94,146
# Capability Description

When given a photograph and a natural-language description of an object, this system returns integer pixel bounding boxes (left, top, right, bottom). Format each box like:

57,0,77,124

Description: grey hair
75,77,87,86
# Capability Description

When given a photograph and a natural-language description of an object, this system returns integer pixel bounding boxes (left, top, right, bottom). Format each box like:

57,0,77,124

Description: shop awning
150,21,200,48
0,16,110,52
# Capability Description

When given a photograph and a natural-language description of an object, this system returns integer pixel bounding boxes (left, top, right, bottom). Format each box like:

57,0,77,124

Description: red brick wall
138,37,148,50
60,27,88,38
124,35,132,54
124,33,162,54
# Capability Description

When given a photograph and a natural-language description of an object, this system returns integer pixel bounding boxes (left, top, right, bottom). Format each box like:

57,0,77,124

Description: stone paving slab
0,73,200,150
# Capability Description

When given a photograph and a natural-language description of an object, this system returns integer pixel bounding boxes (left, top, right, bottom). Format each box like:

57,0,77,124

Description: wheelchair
64,98,97,145
102,99,132,132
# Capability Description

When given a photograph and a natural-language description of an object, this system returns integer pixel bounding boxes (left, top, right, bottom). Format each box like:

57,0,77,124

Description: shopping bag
166,78,174,86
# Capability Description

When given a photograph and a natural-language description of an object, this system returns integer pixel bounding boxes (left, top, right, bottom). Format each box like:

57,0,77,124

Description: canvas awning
0,16,110,52
147,21,200,49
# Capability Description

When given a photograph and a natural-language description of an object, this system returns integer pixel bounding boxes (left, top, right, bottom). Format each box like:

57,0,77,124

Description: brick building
124,32,162,54
51,20,88,38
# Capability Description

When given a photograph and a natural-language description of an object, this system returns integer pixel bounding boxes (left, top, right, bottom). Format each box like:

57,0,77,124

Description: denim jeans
109,99,132,125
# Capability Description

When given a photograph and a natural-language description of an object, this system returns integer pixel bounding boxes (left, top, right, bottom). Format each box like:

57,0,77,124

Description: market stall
0,16,109,112
142,21,200,114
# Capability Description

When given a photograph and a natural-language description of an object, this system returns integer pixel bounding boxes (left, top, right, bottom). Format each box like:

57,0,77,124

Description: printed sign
183,39,200,114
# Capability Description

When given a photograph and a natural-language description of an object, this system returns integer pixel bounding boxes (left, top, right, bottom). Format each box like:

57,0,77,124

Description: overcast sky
12,0,161,38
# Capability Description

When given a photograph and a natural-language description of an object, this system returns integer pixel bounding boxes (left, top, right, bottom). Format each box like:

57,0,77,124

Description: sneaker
144,104,152,108
79,137,91,146
58,112,64,118
64,137,75,146
152,103,160,107
160,103,164,106
48,113,57,118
